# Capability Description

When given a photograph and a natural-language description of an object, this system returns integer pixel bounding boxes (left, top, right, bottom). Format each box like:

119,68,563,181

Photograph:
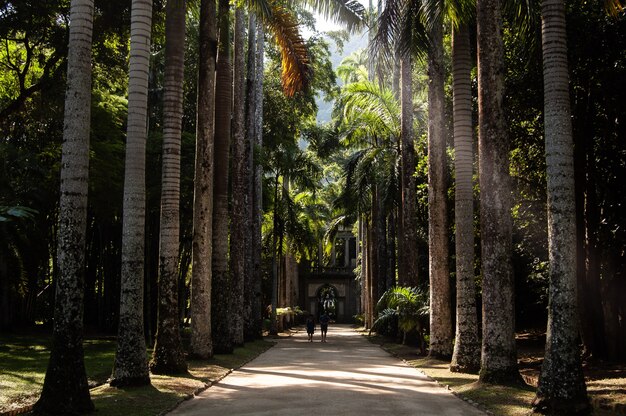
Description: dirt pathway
168,324,486,415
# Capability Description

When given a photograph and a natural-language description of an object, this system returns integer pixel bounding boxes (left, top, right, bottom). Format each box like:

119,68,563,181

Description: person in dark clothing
319,312,330,342
306,314,315,342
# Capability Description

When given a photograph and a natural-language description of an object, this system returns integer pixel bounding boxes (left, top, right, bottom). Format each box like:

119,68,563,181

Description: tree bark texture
34,0,95,413
111,0,152,387
427,19,453,359
190,0,217,359
150,0,187,374
212,0,233,353
399,53,419,287
476,0,521,384
249,21,265,340
450,24,481,374
532,0,590,412
230,5,246,347
243,13,258,342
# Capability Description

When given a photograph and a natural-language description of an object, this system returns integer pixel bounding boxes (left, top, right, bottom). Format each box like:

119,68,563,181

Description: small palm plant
373,286,429,354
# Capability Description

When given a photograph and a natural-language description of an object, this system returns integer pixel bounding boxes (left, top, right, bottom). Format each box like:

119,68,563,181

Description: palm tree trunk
450,23,481,374
34,0,95,412
399,52,418,287
230,5,246,347
427,17,453,359
476,0,521,384
244,13,264,341
150,0,187,374
212,0,234,354
532,0,589,412
189,0,217,359
249,20,265,339
111,0,153,386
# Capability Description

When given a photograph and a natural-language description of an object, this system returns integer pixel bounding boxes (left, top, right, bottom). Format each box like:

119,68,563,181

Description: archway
316,284,338,320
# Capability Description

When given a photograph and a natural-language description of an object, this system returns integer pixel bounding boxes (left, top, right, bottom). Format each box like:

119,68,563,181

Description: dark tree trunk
211,0,234,354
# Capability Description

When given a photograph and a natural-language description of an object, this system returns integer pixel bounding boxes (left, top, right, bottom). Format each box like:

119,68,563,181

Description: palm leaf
605,0,624,16
265,4,312,96
301,0,367,33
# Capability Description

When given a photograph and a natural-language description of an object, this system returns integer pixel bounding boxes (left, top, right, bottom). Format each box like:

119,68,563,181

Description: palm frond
605,0,624,16
262,3,312,96
301,0,367,33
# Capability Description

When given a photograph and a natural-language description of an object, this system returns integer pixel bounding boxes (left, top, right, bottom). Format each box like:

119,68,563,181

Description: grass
0,334,116,413
0,333,274,415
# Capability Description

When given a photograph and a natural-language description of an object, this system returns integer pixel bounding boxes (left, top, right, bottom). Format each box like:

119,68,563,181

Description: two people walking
306,312,330,342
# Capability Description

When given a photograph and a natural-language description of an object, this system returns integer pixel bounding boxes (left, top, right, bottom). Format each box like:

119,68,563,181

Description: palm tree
34,0,95,413
372,0,453,358
212,0,234,354
150,0,188,374
398,52,419,288
532,0,590,412
111,0,153,387
245,13,264,341
373,286,429,351
426,7,453,359
189,0,217,359
476,0,521,384
449,22,481,374
230,5,247,346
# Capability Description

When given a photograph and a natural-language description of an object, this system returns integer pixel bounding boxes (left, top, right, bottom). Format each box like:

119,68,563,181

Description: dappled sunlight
169,325,485,415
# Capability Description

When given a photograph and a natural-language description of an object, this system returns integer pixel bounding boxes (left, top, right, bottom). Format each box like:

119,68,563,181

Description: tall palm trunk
111,0,153,386
212,0,233,353
450,23,481,374
249,20,265,339
150,0,187,374
427,17,453,359
476,0,521,384
34,0,95,413
399,52,418,287
532,0,589,412
190,0,217,359
230,5,246,346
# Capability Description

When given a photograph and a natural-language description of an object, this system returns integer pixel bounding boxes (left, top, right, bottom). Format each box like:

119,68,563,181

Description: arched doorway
317,284,338,320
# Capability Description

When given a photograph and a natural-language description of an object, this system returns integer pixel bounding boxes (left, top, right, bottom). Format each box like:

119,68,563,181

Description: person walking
306,314,315,342
319,312,330,342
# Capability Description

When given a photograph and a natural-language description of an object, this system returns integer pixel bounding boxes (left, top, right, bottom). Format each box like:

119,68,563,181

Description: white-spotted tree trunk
476,0,522,384
34,0,95,412
532,0,590,412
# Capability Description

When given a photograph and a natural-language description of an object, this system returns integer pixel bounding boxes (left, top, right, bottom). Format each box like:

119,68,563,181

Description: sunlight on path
168,325,485,415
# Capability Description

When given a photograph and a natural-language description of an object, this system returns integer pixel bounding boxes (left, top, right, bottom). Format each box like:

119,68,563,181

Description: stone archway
316,284,338,320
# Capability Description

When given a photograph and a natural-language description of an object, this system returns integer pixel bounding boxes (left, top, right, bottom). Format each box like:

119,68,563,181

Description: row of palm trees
33,0,363,413
333,0,621,414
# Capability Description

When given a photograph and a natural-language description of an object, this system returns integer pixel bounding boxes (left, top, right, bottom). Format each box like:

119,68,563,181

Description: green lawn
0,333,273,415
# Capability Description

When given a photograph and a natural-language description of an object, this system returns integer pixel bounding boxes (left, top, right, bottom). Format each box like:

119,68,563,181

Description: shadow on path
168,325,486,416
